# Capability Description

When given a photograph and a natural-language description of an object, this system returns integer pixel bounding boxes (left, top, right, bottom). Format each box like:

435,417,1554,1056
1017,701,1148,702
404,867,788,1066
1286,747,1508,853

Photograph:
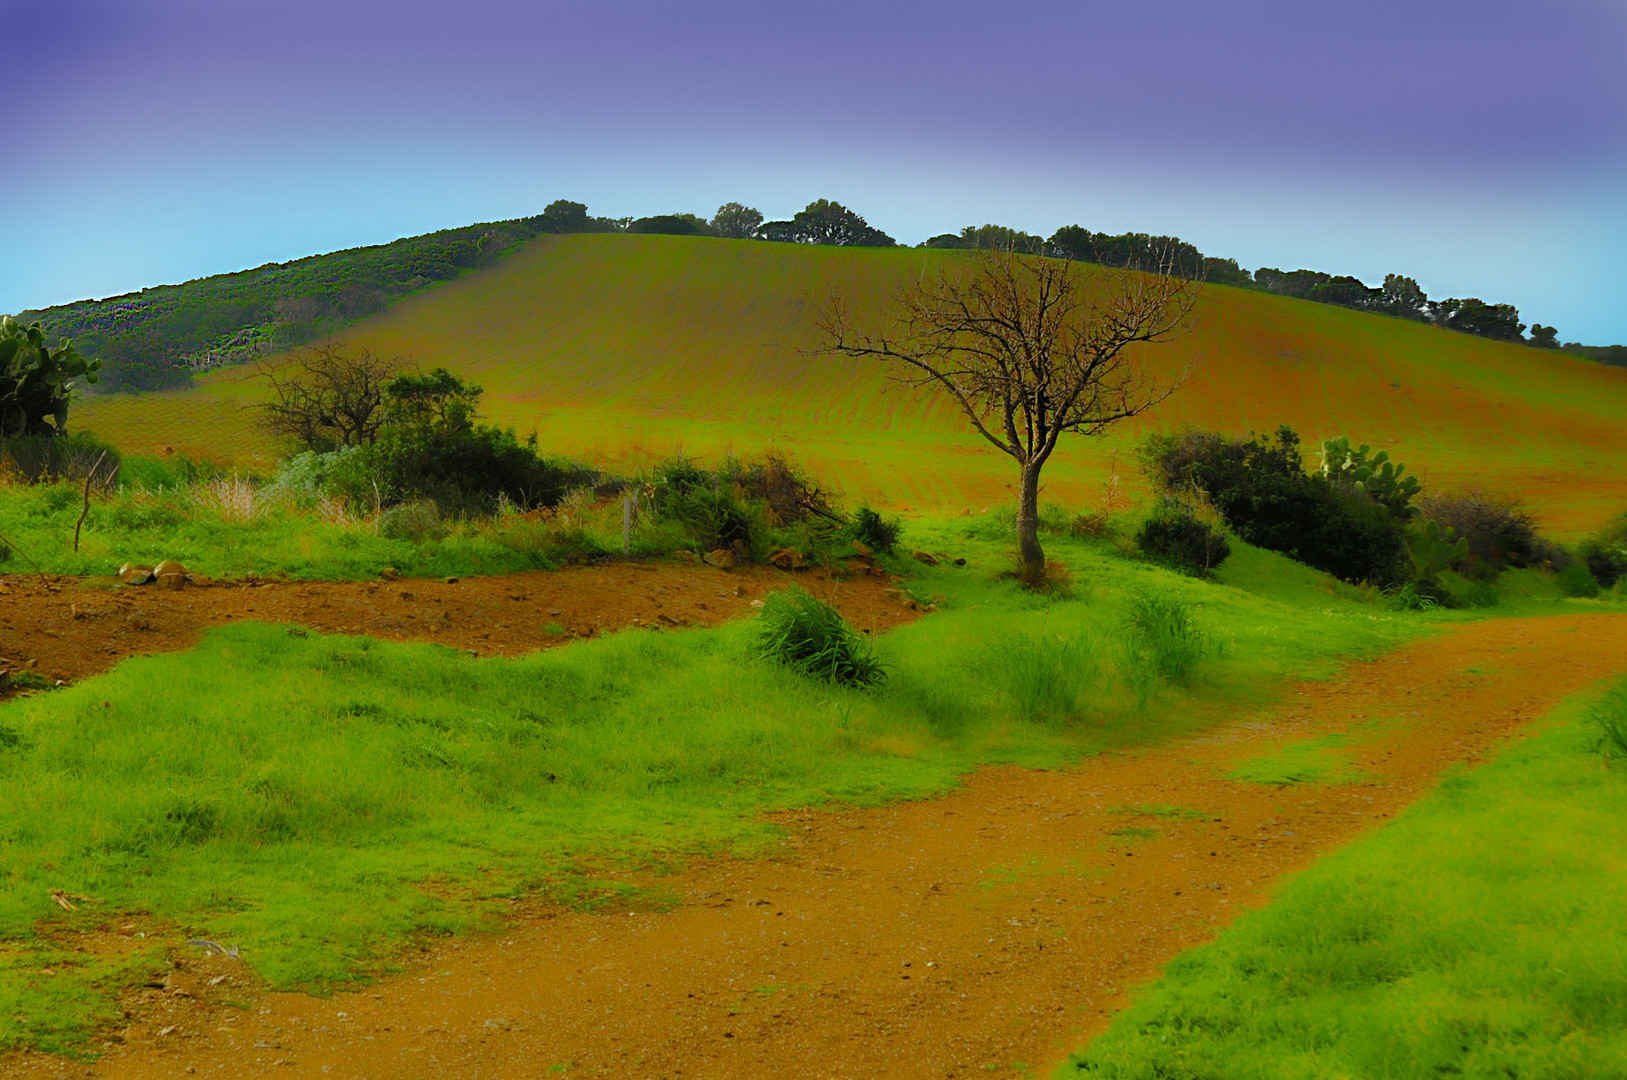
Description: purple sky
4,0,1625,341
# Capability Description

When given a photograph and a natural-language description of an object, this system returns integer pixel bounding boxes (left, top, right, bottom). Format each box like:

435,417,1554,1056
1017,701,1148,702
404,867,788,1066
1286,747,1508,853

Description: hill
71,233,1627,534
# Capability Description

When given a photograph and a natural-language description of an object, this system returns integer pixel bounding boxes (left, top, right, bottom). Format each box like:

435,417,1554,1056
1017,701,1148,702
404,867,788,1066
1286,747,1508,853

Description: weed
754,587,886,689
852,505,902,554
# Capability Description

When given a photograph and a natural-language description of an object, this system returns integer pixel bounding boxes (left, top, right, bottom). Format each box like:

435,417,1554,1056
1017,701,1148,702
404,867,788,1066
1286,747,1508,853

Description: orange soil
6,610,1625,1079
0,560,919,690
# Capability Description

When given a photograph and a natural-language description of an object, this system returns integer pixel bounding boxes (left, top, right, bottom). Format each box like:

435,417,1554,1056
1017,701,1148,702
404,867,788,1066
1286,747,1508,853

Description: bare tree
256,345,400,451
819,248,1197,583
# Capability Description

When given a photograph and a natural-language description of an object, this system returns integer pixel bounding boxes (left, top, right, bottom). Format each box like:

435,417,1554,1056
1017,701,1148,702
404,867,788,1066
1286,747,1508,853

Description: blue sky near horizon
3,0,1624,343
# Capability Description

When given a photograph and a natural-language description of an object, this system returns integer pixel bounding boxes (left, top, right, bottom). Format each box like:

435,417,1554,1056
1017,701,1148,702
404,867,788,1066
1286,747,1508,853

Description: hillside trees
0,315,100,439
819,248,1196,583
760,200,896,247
711,203,764,239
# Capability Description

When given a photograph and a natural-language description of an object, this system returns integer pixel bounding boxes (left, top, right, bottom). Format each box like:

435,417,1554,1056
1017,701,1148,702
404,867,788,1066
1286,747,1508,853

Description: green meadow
1061,676,1627,1080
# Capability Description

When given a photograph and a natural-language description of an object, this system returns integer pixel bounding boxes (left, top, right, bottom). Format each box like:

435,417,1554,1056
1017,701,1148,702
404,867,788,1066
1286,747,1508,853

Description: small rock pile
118,560,193,590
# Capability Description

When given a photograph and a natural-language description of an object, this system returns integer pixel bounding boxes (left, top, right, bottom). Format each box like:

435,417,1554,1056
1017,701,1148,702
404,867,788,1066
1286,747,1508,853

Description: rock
769,548,806,570
729,538,751,562
126,612,151,631
445,576,460,585
912,550,940,566
672,550,699,563
154,560,187,578
118,563,156,585
953,558,967,567
658,613,681,627
155,572,186,591
380,567,399,580
0,671,9,694
704,549,736,569
852,541,874,558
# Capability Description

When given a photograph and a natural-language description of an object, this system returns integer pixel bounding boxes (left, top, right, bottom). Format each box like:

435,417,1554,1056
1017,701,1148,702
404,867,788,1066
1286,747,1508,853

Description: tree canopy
758,200,895,247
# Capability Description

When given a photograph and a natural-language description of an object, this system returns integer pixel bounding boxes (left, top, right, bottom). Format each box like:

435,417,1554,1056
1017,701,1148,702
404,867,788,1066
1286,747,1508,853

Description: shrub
1578,512,1627,589
1140,426,1406,584
754,587,886,689
377,500,446,542
852,505,902,554
1557,562,1601,598
0,433,120,486
1417,490,1555,577
1136,500,1231,575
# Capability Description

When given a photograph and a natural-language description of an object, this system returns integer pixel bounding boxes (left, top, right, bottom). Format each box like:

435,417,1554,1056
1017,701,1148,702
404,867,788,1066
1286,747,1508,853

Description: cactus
1321,436,1422,519
1407,519,1468,584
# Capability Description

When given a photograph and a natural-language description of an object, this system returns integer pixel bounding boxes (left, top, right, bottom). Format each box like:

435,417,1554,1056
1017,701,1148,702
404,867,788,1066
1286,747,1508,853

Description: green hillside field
72,234,1627,535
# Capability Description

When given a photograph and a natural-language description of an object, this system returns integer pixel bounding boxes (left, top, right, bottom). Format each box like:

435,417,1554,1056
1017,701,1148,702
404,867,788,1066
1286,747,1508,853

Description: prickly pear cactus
1407,518,1468,584
1322,436,1422,518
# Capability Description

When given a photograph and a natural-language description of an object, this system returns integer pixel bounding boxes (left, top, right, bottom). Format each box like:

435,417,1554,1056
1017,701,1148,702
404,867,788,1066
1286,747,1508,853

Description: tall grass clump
990,631,1103,726
1120,591,1207,689
1587,680,1627,766
754,586,886,688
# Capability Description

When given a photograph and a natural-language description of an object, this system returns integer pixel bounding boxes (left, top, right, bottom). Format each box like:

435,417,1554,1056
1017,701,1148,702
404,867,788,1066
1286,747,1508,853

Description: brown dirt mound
6,613,1627,1080
0,559,921,691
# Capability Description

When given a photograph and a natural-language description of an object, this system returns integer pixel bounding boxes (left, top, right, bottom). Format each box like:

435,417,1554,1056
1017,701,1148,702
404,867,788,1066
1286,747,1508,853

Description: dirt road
7,606,1626,1080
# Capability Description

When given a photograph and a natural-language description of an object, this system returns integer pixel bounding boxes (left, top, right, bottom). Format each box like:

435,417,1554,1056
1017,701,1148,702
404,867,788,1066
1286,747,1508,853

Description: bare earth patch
4,599,1626,1079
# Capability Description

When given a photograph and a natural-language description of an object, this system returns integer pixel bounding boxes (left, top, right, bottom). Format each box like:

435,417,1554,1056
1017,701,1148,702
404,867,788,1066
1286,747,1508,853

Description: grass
0,522,1425,1053
66,233,1627,535
1060,676,1627,1080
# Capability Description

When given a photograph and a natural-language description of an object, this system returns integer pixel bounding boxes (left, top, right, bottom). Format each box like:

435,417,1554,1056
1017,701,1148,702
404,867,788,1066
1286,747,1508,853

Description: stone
704,549,736,569
155,572,186,591
445,576,460,585
118,563,156,585
729,538,751,562
672,550,699,563
154,559,188,578
768,548,806,570
912,550,940,566
380,567,399,580
852,541,874,558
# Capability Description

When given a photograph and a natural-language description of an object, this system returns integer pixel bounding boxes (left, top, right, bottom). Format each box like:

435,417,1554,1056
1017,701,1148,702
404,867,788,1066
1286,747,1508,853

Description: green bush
0,433,120,485
852,505,902,554
1140,426,1407,585
376,500,445,542
1418,490,1557,578
1135,500,1230,575
1578,512,1627,589
754,587,886,689
1557,562,1601,598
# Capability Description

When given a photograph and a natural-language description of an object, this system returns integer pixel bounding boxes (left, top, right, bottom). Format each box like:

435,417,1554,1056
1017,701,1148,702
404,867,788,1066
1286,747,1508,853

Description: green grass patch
1061,676,1627,1079
0,517,1425,1051
1226,735,1370,787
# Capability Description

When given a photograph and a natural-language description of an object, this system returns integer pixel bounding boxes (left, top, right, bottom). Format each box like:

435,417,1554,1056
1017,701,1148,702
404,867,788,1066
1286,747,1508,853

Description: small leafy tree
0,315,101,439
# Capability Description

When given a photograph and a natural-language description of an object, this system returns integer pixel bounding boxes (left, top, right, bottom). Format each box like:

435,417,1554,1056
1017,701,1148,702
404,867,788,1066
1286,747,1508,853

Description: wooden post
73,451,108,553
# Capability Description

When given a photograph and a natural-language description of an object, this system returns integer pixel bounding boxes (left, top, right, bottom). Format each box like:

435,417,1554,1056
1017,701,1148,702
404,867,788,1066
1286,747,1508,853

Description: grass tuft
754,586,887,689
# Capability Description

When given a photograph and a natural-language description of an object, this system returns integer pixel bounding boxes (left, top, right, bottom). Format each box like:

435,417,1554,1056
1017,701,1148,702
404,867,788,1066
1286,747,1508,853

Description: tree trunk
1016,460,1045,584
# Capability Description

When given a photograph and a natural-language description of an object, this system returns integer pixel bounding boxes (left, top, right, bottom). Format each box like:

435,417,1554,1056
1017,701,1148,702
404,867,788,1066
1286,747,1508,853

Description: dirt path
0,560,920,690
9,612,1627,1080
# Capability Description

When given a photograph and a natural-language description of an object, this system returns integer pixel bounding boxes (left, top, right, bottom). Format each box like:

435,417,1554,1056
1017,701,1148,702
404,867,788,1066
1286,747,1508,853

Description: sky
3,0,1625,343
